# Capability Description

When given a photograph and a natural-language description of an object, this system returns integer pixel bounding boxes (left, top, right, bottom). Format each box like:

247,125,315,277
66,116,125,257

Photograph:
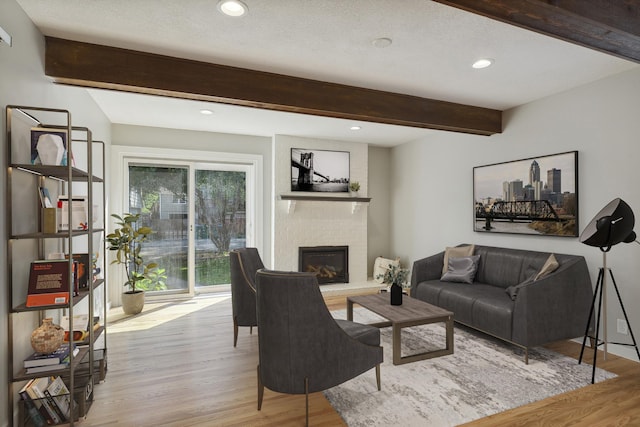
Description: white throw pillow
373,256,400,283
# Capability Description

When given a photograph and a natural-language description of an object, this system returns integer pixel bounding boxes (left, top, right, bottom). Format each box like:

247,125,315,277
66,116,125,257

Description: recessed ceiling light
217,0,248,17
200,109,213,115
472,58,494,69
372,38,392,48
350,126,362,131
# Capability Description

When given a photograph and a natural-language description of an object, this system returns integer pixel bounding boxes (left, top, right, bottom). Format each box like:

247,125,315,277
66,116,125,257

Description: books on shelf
57,195,88,231
20,375,72,424
26,260,71,307
65,253,91,289
24,343,74,368
24,346,80,375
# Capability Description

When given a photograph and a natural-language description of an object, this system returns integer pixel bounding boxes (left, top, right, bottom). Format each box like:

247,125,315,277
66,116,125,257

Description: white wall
0,1,112,424
368,146,393,274
391,66,640,360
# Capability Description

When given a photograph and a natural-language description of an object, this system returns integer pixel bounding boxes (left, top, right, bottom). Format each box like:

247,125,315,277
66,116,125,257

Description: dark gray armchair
255,269,383,426
229,247,264,347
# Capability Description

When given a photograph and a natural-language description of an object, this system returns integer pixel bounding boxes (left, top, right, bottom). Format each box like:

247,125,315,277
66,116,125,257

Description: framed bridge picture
291,148,350,193
473,151,578,237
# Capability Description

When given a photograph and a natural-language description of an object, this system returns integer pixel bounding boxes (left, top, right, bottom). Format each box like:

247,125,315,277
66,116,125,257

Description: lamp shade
580,198,636,248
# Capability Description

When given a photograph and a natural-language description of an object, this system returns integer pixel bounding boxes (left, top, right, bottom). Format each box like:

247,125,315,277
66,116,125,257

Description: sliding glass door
128,165,189,293
194,168,247,289
126,161,252,295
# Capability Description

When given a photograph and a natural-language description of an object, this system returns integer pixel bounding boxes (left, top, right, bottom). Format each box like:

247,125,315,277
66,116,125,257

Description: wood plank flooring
82,292,640,426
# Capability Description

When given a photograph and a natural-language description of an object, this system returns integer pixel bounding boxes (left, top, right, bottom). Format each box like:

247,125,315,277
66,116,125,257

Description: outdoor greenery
126,166,245,290
194,170,246,253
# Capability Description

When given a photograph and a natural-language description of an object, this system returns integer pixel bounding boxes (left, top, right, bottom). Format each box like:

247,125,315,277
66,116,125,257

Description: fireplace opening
299,246,349,284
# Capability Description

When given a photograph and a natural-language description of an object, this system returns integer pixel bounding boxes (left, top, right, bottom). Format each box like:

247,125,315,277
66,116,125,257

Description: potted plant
349,181,361,196
106,213,161,315
377,263,409,305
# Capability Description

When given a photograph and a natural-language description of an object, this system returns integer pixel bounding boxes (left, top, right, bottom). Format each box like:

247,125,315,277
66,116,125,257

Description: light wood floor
81,291,640,426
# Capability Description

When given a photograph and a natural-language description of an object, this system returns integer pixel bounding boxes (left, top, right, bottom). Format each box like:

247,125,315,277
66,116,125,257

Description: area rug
325,308,616,427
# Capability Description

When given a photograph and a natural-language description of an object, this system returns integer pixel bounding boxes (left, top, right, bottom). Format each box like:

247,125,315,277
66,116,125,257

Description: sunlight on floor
107,294,231,334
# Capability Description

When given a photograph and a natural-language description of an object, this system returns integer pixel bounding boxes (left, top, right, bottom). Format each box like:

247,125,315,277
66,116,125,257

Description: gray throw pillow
441,255,481,284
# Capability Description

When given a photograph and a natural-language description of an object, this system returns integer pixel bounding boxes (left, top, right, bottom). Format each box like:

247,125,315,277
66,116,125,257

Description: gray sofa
410,245,593,362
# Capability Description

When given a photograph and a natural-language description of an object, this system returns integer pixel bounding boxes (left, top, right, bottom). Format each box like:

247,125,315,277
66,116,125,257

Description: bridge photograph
291,148,350,192
473,151,578,237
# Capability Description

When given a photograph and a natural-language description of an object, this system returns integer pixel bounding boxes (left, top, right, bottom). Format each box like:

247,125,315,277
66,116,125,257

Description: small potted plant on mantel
349,181,361,196
106,213,162,315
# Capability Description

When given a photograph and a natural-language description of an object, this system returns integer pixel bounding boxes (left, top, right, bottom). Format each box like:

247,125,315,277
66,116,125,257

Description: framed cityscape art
473,151,578,237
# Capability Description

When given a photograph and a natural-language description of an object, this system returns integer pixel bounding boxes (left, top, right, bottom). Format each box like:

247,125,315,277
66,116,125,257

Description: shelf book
24,343,74,368
20,375,72,424
26,260,71,307
65,253,91,290
24,347,79,375
21,377,62,424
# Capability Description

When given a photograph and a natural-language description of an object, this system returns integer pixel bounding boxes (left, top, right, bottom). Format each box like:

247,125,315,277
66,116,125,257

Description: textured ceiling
15,0,638,145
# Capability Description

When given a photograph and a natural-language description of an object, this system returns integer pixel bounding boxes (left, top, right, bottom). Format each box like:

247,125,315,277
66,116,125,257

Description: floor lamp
578,198,640,383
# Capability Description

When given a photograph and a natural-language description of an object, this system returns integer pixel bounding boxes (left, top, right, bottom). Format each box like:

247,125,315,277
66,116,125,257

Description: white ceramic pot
122,290,145,315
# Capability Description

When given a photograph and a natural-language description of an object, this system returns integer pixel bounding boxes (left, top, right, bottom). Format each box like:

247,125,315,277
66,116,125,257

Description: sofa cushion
335,319,380,346
442,245,475,275
441,255,481,284
418,281,514,338
470,290,515,339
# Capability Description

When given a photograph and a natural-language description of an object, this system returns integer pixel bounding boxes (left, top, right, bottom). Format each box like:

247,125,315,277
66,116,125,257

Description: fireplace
299,246,349,284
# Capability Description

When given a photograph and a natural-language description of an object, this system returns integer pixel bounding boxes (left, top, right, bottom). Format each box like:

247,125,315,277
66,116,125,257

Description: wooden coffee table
347,293,454,365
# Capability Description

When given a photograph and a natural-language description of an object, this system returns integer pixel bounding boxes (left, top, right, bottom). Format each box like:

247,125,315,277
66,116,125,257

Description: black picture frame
291,148,350,192
473,151,578,237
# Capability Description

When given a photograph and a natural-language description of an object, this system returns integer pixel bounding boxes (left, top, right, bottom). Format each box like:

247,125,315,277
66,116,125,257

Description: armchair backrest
230,248,264,326
256,269,382,394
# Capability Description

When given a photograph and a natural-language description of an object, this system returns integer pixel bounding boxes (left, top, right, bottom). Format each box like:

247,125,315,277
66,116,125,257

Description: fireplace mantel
280,194,371,214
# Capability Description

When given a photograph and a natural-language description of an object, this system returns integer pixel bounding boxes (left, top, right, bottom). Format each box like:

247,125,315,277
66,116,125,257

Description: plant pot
390,283,403,305
122,290,145,315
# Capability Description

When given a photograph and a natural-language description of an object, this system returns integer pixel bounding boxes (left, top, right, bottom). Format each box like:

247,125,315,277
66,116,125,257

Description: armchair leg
304,377,309,427
257,365,264,411
250,325,253,335
233,317,239,347
375,364,381,391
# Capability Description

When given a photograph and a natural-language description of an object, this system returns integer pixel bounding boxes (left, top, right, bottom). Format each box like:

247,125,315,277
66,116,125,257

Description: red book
26,260,70,307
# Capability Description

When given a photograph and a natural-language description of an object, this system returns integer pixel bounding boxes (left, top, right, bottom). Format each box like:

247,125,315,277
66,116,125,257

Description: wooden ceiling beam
44,37,502,136
433,0,640,64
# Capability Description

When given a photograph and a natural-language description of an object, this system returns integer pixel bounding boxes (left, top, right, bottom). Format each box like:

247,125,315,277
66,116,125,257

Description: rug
325,308,616,427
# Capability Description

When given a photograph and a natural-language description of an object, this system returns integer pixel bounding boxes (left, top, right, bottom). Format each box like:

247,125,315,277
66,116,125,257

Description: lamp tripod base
579,263,640,383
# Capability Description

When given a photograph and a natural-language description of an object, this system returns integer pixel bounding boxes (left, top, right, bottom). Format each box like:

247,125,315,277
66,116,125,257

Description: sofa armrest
511,256,593,347
410,251,445,297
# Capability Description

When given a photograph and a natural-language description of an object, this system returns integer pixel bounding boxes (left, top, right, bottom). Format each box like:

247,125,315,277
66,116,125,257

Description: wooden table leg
347,299,354,321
